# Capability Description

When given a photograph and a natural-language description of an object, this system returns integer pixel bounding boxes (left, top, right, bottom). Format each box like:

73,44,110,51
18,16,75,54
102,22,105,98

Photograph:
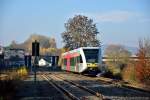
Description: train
61,47,102,74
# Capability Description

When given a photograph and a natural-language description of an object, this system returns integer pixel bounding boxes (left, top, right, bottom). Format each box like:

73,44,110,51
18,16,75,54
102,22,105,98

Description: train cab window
83,49,98,63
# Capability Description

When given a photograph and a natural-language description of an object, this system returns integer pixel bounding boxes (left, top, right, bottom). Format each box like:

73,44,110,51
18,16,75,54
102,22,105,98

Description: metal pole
33,56,37,97
34,56,37,83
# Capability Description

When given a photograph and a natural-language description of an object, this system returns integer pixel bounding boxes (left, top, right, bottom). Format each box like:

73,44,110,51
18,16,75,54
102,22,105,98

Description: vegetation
122,62,137,83
17,67,28,78
0,66,28,100
135,38,150,85
8,34,57,55
104,44,131,79
62,15,100,50
121,38,150,87
40,47,57,56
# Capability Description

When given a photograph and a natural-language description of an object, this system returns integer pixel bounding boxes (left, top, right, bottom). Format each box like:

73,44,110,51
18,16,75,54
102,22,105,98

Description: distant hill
101,45,138,55
7,34,57,52
125,46,138,55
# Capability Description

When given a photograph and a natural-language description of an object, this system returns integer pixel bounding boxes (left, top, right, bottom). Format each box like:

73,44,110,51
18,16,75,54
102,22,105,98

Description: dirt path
15,73,67,100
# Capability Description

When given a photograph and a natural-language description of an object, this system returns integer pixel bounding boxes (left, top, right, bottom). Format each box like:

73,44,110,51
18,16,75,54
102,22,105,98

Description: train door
76,56,80,72
76,57,80,72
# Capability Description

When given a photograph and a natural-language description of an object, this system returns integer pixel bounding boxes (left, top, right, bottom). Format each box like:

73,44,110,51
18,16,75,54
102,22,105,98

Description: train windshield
83,49,99,63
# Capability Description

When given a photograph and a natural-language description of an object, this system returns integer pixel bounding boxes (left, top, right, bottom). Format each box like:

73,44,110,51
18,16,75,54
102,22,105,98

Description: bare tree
62,15,100,50
139,38,150,57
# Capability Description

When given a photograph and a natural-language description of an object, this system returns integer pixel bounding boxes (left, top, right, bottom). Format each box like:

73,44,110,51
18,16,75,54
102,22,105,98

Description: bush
103,70,113,78
17,67,28,76
113,72,122,80
17,67,28,80
104,64,122,80
122,62,137,83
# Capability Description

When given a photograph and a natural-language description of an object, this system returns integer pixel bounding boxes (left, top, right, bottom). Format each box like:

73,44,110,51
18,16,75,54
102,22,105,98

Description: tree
62,15,100,50
105,44,131,67
104,44,131,79
7,34,57,54
49,38,57,48
136,38,150,85
9,40,18,48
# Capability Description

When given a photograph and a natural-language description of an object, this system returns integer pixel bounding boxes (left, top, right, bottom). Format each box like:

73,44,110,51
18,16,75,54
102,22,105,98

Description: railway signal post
32,40,39,83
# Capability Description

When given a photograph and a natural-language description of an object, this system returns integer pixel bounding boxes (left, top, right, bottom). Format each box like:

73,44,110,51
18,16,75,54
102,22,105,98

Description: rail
42,73,104,100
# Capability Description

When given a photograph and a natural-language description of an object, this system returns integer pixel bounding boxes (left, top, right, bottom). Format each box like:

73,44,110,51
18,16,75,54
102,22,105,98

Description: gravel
55,72,150,100
15,74,68,100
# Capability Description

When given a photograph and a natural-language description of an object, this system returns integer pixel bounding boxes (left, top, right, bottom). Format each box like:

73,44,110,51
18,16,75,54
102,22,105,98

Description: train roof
62,47,100,56
81,47,100,49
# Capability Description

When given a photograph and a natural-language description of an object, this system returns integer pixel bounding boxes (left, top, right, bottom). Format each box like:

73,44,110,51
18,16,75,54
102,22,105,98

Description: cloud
72,11,135,23
70,11,150,24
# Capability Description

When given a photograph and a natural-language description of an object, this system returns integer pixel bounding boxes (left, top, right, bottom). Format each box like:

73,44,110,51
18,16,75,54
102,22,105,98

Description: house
38,56,59,67
38,58,52,67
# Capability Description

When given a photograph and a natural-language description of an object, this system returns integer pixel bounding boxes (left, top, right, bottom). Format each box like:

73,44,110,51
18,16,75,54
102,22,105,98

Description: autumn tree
136,38,150,85
61,15,100,50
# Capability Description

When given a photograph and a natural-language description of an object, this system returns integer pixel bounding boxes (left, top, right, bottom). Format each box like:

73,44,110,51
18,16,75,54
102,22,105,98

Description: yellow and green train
61,47,102,73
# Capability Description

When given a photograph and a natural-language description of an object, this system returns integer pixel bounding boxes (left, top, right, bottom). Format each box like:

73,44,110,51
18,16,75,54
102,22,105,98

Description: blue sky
0,0,150,48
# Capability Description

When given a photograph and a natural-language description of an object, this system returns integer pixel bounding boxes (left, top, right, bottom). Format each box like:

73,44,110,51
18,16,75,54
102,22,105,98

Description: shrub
104,63,122,80
122,62,137,83
17,66,28,77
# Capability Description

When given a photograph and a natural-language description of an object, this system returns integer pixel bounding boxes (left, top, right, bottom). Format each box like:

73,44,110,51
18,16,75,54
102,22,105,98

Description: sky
0,0,150,48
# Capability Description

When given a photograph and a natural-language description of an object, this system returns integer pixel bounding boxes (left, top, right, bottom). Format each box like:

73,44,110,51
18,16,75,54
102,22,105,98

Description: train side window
80,55,83,63
70,57,75,66
70,58,73,66
77,56,80,63
77,55,83,63
64,58,67,65
77,56,79,63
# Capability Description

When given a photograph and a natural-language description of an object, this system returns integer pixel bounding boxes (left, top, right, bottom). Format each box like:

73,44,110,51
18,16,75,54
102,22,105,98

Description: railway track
51,72,150,100
41,73,104,100
58,72,149,91
55,72,114,85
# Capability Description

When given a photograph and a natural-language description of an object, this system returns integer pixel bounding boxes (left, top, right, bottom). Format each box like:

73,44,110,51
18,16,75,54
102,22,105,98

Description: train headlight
87,64,90,67
87,63,98,67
